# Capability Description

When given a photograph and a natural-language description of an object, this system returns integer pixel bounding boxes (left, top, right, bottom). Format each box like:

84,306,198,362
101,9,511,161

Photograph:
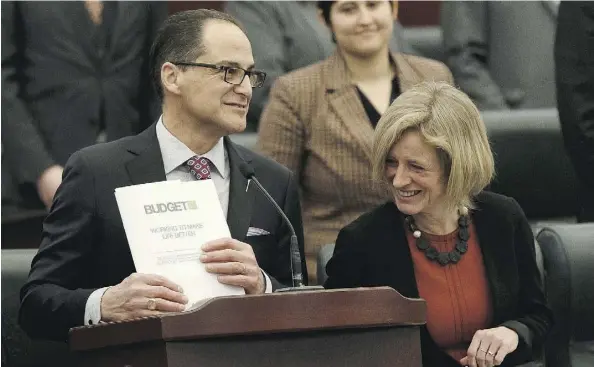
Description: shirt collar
155,117,228,178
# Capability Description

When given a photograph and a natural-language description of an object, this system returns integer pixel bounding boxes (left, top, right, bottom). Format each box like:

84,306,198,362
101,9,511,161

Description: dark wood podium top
69,287,426,352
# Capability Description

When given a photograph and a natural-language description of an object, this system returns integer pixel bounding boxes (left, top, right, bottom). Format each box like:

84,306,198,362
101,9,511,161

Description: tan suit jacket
257,51,453,282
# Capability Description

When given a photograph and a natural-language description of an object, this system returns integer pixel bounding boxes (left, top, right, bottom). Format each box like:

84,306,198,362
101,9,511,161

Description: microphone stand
239,164,324,292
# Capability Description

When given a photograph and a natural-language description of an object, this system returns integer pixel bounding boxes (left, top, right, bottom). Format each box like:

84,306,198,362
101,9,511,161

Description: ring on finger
147,298,157,311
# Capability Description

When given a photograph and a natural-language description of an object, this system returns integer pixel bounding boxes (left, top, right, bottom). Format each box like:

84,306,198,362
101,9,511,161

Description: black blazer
1,2,166,209
19,124,307,341
324,192,553,367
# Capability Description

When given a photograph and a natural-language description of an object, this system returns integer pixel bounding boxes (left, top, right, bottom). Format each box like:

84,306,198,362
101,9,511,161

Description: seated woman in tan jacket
257,0,453,283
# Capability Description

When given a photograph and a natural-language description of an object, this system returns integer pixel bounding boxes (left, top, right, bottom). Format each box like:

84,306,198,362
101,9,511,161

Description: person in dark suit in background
441,1,558,110
555,1,594,223
325,82,552,367
19,9,306,342
1,1,167,212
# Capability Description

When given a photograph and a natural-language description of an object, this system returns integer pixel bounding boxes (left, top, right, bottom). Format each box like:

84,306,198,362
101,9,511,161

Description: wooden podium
69,287,426,367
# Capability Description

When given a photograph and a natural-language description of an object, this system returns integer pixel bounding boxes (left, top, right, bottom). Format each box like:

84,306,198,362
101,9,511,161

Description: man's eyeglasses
172,62,267,88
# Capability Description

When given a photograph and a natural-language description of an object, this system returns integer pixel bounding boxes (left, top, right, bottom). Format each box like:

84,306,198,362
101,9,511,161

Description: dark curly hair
317,1,394,25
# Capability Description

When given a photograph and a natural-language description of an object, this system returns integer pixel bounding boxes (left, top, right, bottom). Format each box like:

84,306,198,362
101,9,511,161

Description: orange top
406,221,493,363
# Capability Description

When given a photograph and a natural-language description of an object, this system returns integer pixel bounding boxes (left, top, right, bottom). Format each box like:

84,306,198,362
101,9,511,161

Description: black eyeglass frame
171,61,267,88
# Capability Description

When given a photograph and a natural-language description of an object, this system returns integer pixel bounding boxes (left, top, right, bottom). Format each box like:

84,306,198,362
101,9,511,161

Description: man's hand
37,165,63,209
200,238,265,295
460,326,519,367
100,273,188,322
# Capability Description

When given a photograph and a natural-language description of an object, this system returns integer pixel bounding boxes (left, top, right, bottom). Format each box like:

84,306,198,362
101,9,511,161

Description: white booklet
114,180,244,311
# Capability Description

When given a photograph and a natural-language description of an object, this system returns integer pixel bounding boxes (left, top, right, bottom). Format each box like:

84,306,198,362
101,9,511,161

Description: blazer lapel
323,52,423,161
393,53,423,92
225,138,254,241
324,52,375,161
471,199,512,325
125,124,167,185
376,203,421,298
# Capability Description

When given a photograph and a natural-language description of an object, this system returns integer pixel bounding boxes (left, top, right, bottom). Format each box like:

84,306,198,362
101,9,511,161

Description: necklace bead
406,214,470,266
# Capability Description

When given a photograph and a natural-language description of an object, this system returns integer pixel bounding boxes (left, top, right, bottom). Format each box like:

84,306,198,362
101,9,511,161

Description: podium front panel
165,327,421,367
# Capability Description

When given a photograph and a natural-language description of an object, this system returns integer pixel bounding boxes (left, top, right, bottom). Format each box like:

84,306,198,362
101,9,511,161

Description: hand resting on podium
99,237,265,322
101,273,188,322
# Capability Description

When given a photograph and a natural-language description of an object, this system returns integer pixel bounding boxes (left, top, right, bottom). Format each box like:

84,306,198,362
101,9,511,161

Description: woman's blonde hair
372,81,495,211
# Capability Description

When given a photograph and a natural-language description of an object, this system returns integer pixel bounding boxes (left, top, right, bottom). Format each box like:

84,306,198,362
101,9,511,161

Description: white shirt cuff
262,270,272,294
84,287,109,325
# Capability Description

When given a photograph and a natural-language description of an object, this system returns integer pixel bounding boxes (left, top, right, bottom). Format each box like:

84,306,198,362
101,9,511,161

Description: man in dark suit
555,1,594,223
19,9,306,342
1,1,167,212
442,1,558,110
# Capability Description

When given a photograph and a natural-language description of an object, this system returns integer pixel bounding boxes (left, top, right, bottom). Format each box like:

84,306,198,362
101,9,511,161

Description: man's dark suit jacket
18,124,307,341
555,1,594,222
324,192,553,367
1,2,166,210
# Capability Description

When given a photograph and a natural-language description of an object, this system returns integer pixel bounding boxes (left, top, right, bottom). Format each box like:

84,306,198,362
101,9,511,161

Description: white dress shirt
84,117,271,325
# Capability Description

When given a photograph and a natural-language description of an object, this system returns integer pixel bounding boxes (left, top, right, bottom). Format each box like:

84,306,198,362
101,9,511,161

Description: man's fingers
143,298,187,313
201,237,242,252
201,249,255,265
133,309,163,319
147,285,188,304
217,274,254,290
205,262,258,275
135,273,184,293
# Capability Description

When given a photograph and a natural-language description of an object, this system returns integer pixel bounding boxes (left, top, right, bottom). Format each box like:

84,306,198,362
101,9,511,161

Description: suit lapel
324,52,375,161
125,124,167,185
107,1,123,52
124,127,254,240
225,138,254,241
69,2,99,68
540,1,559,19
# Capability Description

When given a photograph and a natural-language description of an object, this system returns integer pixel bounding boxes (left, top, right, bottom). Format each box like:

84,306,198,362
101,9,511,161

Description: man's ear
161,62,182,96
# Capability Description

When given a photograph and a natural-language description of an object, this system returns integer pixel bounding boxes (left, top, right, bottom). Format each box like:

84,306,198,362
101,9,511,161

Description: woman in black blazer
325,82,552,367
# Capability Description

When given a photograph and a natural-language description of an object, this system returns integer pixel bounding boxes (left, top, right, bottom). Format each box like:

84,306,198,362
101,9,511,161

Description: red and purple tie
186,156,212,180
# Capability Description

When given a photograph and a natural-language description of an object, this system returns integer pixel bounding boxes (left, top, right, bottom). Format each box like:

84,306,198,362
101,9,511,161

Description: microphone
239,162,322,292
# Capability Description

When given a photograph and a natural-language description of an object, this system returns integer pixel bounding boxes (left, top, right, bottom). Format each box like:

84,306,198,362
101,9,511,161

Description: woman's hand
460,326,519,367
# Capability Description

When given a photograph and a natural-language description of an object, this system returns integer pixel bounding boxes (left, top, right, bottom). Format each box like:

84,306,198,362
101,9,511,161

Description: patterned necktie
186,156,212,180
